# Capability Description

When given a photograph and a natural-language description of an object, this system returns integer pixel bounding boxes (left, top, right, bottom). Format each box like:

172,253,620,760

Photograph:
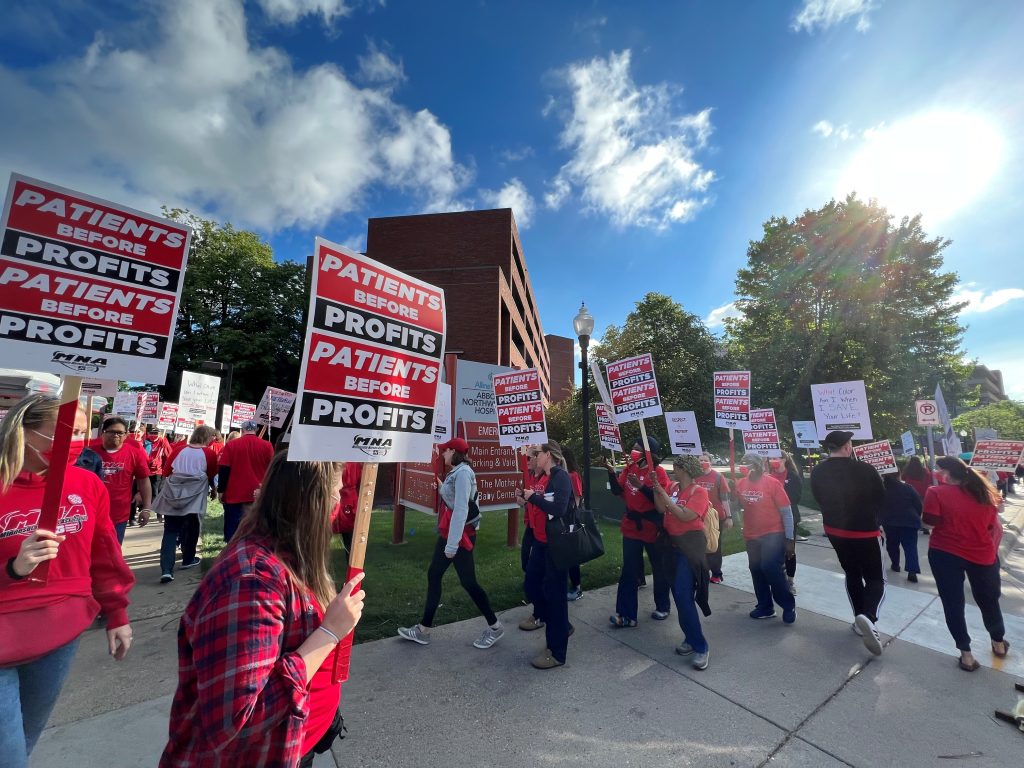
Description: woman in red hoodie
0,394,135,767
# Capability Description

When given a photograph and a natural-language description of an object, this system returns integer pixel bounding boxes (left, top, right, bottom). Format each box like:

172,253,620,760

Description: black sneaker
907,572,918,583
180,558,201,570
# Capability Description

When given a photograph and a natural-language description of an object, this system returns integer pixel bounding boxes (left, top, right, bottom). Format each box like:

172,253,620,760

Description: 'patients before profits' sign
853,440,898,475
0,174,192,384
492,368,547,447
970,439,1024,473
288,238,446,463
606,353,663,424
595,403,623,452
714,371,751,430
743,408,781,457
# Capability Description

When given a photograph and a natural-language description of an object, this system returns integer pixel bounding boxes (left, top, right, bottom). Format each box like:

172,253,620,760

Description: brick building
365,208,573,403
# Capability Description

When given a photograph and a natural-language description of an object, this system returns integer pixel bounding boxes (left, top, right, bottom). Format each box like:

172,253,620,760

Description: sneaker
519,615,545,631
783,607,797,625
180,558,201,570
473,624,504,649
907,572,918,583
851,621,863,637
749,607,777,620
692,649,710,670
795,534,809,542
675,642,695,657
787,577,797,595
160,573,174,584
709,575,723,584
567,587,583,601
531,650,564,670
650,610,670,621
397,625,431,645
854,614,883,656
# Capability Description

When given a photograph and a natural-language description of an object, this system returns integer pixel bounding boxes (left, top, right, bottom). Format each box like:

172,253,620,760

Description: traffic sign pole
926,426,936,481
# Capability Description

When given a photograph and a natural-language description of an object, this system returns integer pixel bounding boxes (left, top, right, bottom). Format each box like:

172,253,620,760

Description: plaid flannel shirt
160,535,332,768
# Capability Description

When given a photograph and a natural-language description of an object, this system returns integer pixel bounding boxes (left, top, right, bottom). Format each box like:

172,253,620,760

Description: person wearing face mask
602,437,673,627
89,416,152,545
0,394,136,768
695,453,732,583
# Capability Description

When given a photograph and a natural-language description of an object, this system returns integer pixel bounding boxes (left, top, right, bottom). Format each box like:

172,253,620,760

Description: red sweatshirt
331,463,363,535
0,467,135,665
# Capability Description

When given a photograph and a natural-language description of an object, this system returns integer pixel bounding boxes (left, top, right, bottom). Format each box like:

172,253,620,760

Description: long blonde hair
0,394,61,492
232,453,339,609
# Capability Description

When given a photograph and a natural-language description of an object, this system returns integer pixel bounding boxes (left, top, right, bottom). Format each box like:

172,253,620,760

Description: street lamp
573,303,595,508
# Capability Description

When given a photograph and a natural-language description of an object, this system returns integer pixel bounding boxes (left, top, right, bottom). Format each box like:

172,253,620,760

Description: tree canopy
952,400,1024,441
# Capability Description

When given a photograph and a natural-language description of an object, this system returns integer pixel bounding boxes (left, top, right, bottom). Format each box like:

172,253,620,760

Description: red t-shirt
695,470,728,520
901,470,933,501
736,474,790,540
218,434,274,504
89,440,151,524
301,598,342,755
663,481,709,537
618,463,672,543
526,472,551,543
924,484,1000,565
332,463,363,534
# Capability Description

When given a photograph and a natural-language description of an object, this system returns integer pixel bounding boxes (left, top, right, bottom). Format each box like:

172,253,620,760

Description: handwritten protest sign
811,380,873,440
178,370,220,425
665,411,703,456
255,386,296,428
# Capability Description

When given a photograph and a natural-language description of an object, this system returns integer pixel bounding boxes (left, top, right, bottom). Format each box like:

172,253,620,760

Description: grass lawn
200,504,748,644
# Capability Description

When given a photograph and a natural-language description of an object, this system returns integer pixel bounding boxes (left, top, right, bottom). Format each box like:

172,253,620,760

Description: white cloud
357,43,405,85
480,178,536,228
255,0,351,24
950,286,1024,314
546,50,715,230
793,0,878,33
0,0,469,231
812,120,854,141
498,146,535,163
704,301,740,329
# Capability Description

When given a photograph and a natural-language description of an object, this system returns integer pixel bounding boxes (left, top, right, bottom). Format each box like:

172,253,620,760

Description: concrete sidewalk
31,498,1024,767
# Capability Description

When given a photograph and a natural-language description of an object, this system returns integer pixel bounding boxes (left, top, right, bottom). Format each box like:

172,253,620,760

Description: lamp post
200,360,234,429
573,303,595,508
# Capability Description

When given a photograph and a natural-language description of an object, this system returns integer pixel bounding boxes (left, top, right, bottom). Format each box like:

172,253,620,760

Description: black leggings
422,537,497,627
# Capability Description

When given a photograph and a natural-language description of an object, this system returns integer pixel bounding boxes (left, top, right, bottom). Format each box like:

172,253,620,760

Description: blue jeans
746,533,795,612
113,521,127,545
160,514,200,575
883,525,920,573
223,503,246,543
0,638,80,767
615,536,671,621
929,548,1004,652
671,552,708,653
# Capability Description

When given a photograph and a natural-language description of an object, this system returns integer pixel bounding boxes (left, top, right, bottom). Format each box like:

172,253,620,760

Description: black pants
928,548,1004,652
160,514,200,574
521,525,535,573
421,537,497,627
828,535,885,623
525,541,571,662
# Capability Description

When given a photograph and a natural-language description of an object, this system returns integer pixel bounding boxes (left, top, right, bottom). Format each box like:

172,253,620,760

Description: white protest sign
81,378,117,399
220,404,231,434
178,371,220,425
665,411,703,456
792,420,819,449
934,385,962,456
492,369,547,447
974,427,997,441
810,380,873,440
606,353,662,424
112,391,140,418
431,382,452,443
743,407,782,457
971,439,1024,473
0,174,192,383
157,402,177,431
255,386,296,428
590,358,613,409
714,371,751,431
230,401,257,428
901,431,916,456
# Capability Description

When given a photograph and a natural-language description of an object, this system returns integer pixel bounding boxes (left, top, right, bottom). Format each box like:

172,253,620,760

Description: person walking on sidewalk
151,425,219,583
90,416,152,545
603,437,673,627
217,420,274,543
771,452,805,593
696,453,732,584
397,438,504,651
902,456,934,535
514,441,574,669
810,430,886,655
879,471,922,583
562,446,586,601
160,455,366,768
652,455,713,670
923,457,1009,672
0,395,135,768
736,454,797,625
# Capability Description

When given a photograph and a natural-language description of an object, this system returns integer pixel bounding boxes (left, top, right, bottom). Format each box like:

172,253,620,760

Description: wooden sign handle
638,419,655,476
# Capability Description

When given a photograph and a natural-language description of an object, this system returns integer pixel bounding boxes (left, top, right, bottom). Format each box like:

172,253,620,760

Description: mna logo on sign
51,352,108,373
353,435,393,457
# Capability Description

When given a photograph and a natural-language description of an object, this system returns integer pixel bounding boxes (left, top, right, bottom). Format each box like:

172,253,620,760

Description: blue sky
2,0,1022,396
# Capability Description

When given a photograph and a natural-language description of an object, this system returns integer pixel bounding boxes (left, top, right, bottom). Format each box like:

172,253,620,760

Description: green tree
160,212,308,404
952,400,1024,440
726,195,971,441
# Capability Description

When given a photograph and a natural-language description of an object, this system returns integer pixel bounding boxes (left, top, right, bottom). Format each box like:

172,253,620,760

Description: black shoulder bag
545,486,605,571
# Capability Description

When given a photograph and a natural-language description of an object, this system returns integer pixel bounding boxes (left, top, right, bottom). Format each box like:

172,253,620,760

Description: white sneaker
675,642,695,657
692,649,710,670
854,614,882,656
397,625,431,645
851,621,863,637
473,624,504,649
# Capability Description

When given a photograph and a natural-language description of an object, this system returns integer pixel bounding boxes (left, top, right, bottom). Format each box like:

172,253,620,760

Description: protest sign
606,353,662,424
431,382,452,443
743,408,782,457
254,386,296,428
665,411,703,456
934,385,962,456
80,378,117,399
157,402,178,431
811,380,873,440
492,368,547,447
590,358,613,409
178,370,220,425
0,174,192,384
138,391,159,424
853,440,898,475
289,239,446,463
915,400,941,427
970,439,1024,473
230,401,257,428
220,404,231,434
174,415,195,436
112,391,139,418
901,431,916,456
595,402,623,452
713,371,751,430
974,427,998,441
792,420,818,449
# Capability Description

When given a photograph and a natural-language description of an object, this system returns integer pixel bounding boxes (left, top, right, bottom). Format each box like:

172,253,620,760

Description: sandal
958,656,980,672
992,640,1010,658
608,614,638,628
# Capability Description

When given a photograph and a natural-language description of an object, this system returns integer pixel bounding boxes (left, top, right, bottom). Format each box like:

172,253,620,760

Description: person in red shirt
652,455,712,670
90,416,151,545
329,462,363,557
0,395,135,765
736,454,796,624
160,454,365,768
924,457,1008,671
217,420,274,543
603,437,672,627
696,453,733,583
901,455,934,534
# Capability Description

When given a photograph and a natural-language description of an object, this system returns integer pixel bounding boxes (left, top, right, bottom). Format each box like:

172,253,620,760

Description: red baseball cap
438,437,470,453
